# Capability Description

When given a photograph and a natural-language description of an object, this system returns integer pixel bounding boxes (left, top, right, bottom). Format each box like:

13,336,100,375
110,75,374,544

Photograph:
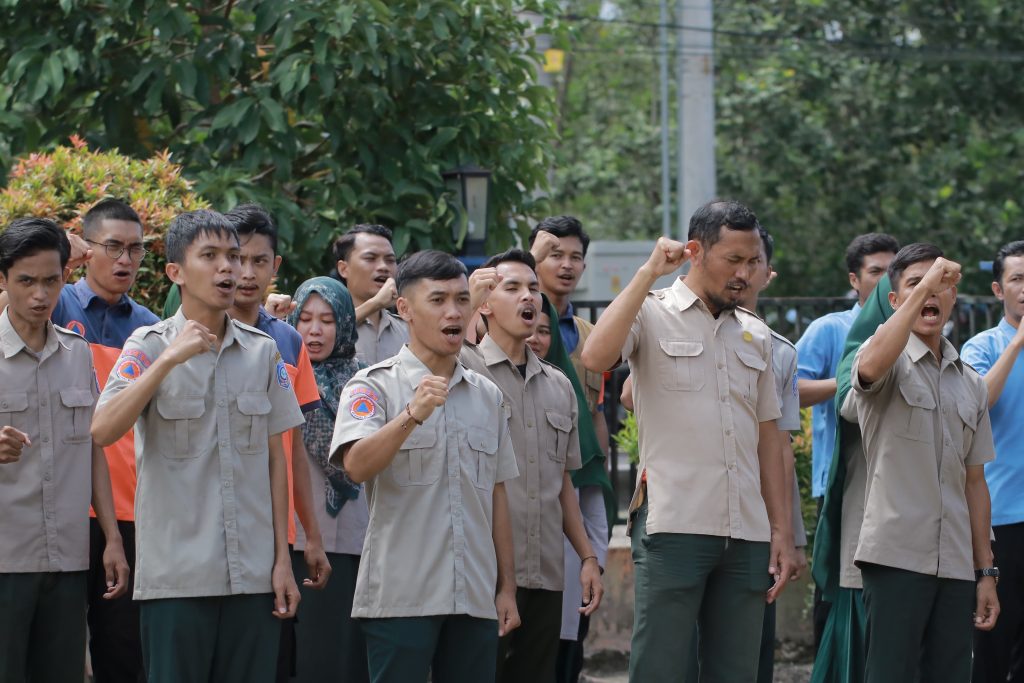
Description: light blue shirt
795,304,860,498
962,318,1024,526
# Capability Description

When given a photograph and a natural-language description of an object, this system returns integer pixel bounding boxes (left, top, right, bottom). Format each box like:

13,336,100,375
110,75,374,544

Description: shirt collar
73,277,130,310
906,332,963,373
999,317,1019,338
170,307,248,350
667,277,729,318
559,301,576,322
0,309,67,360
397,344,475,390
478,334,544,380
850,301,862,316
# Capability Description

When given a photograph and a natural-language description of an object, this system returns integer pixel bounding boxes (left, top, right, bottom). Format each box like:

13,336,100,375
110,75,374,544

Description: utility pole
658,0,671,237
676,0,716,240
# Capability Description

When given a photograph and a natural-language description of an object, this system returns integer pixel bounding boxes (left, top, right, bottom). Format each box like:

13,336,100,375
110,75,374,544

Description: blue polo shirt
560,302,580,355
52,278,159,348
962,318,1024,526
795,303,859,498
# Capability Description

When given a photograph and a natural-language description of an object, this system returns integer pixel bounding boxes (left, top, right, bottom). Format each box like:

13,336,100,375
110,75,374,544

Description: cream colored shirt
623,277,781,541
838,392,868,589
849,333,994,581
770,331,806,547
355,309,408,365
461,336,583,591
330,345,519,619
98,310,305,599
0,311,97,572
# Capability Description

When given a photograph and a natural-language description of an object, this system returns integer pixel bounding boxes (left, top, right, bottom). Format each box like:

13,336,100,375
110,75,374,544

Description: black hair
686,200,759,248
165,210,238,265
844,233,900,275
395,250,467,294
0,217,71,274
757,225,774,264
82,199,143,239
887,243,944,289
529,215,591,256
224,203,277,254
482,247,537,271
993,240,1024,284
332,224,394,263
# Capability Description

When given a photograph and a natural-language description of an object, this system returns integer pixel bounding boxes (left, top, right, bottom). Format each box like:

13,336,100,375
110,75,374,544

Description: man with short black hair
848,243,997,682
330,250,521,683
964,240,1024,683
0,216,129,683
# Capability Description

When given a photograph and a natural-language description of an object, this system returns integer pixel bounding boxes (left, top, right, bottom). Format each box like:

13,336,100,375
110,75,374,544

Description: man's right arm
964,327,1024,408
581,238,690,373
795,318,837,408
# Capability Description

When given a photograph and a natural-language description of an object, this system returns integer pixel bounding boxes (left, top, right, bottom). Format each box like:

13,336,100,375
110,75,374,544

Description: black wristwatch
976,567,1000,583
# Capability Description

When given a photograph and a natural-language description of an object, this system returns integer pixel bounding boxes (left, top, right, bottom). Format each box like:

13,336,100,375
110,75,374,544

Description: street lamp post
442,164,492,260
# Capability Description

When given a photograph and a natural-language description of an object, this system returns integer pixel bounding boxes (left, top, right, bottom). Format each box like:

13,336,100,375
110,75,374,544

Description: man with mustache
582,200,797,681
459,248,603,682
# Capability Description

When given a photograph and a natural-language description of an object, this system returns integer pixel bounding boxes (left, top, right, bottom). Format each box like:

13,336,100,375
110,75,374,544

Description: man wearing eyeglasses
53,199,158,683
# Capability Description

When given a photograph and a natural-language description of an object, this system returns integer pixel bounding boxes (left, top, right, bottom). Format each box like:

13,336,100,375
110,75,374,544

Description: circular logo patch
350,397,376,420
276,361,291,389
116,359,143,381
66,320,86,336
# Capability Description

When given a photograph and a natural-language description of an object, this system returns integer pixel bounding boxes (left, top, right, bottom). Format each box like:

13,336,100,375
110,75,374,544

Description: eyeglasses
84,240,148,262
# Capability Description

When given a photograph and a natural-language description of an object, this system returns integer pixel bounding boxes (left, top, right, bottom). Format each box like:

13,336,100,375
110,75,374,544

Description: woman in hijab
288,276,369,683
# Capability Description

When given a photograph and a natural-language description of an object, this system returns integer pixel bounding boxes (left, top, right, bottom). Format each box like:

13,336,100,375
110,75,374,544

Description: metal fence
573,295,1003,524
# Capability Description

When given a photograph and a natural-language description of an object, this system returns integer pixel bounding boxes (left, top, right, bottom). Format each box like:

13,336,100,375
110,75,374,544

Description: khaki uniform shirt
849,333,994,581
838,392,868,589
623,278,781,541
355,309,408,365
770,331,807,547
98,310,305,599
330,345,519,619
460,336,583,591
0,311,96,572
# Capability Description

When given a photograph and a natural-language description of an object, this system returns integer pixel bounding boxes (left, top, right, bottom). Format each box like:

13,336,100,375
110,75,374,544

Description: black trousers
88,518,144,683
555,613,590,683
974,522,1024,682
497,587,563,683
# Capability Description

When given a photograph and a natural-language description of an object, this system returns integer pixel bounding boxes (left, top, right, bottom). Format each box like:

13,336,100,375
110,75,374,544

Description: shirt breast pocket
956,399,978,455
59,388,94,444
897,383,936,443
392,426,443,487
234,392,272,454
156,396,206,459
545,410,572,465
466,427,499,490
0,392,29,435
658,339,705,391
734,349,767,403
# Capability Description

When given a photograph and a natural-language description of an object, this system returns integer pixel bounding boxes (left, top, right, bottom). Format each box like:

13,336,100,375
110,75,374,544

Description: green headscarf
540,294,616,531
810,274,894,683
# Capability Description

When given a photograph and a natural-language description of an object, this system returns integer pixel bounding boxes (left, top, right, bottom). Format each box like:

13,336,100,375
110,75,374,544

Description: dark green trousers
292,550,369,683
361,614,498,683
629,501,770,682
139,593,281,683
0,571,87,683
497,587,563,683
861,562,975,683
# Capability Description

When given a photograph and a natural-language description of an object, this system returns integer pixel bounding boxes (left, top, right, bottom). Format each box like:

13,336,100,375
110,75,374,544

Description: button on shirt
330,346,519,619
622,278,782,541
355,309,408,365
770,331,806,547
0,310,97,572
98,310,305,599
849,333,994,581
962,318,1024,526
461,336,583,591
796,304,860,497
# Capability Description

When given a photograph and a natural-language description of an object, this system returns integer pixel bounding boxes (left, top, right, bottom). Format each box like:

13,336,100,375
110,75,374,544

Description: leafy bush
0,137,208,312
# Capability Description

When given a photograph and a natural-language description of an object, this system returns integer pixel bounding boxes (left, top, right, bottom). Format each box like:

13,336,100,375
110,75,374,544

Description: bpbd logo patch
349,387,380,420
115,349,151,382
66,320,87,337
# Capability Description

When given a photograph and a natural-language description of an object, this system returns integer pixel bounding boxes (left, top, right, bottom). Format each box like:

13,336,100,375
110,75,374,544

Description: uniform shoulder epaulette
364,356,401,374
139,318,174,337
232,319,273,341
538,357,569,379
769,328,796,351
735,305,763,322
52,323,88,343
962,360,982,377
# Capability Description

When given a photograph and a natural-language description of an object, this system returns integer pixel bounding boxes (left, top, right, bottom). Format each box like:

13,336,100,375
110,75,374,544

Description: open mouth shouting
112,267,133,283
519,304,538,326
305,340,324,355
214,278,236,297
726,280,748,296
441,324,463,345
920,302,941,323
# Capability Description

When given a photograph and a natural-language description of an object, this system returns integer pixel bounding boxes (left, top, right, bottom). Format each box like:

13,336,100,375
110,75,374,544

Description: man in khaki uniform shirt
92,211,304,683
846,244,998,683
0,217,128,683
459,249,603,682
331,250,520,683
582,200,797,682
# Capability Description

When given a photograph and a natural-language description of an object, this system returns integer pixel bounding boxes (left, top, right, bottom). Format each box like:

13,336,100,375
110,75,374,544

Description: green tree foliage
0,0,558,288
550,1,1024,295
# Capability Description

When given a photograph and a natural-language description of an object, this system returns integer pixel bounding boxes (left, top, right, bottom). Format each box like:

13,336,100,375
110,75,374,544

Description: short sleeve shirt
770,331,806,547
849,333,994,581
52,278,159,521
795,305,859,497
622,277,782,541
0,311,97,572
962,319,1024,526
460,336,583,590
98,310,305,599
329,345,519,619
837,391,868,589
355,309,409,365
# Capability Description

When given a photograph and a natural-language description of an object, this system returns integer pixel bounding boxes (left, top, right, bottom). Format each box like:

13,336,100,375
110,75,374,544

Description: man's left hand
578,557,604,616
303,543,332,590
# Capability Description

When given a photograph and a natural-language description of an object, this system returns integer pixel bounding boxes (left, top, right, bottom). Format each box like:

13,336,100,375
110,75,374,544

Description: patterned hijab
288,277,364,516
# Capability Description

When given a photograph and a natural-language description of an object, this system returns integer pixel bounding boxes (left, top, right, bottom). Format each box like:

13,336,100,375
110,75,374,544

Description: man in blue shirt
795,232,898,647
963,240,1024,683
